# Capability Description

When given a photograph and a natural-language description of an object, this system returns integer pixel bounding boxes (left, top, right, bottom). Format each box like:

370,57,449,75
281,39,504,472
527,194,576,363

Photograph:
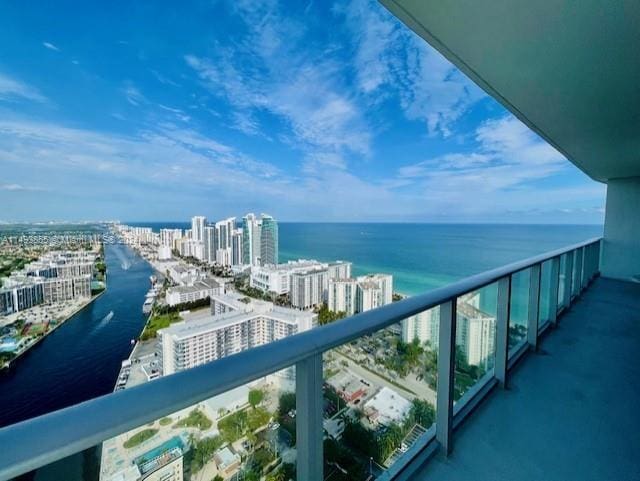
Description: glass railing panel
323,306,439,479
558,254,567,310
13,368,298,481
454,282,497,404
571,250,579,298
538,260,553,331
508,269,530,355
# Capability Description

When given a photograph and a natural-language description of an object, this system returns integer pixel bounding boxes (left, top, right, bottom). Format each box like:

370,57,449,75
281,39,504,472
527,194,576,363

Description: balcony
0,238,623,481
410,276,640,481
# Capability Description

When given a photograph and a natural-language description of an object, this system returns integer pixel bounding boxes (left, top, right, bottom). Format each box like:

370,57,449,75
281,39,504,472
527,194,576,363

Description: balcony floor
411,277,640,481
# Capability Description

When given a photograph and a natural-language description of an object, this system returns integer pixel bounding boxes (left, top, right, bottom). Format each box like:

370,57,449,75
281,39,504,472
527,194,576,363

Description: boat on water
102,311,114,322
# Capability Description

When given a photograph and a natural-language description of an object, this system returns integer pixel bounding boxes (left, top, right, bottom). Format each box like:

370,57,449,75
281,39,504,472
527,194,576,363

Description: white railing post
296,353,324,481
436,299,457,455
565,251,574,305
549,257,560,327
527,264,541,349
495,275,511,387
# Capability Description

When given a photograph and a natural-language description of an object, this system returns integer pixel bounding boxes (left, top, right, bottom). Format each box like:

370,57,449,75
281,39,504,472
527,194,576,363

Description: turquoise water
277,223,602,296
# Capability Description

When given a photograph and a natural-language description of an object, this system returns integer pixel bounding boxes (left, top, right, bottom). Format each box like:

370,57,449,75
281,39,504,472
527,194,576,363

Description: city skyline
0,0,605,224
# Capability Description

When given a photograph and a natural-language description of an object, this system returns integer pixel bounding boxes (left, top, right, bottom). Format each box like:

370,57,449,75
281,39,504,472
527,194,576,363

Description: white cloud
340,0,485,137
185,0,372,161
0,183,44,192
0,73,47,103
43,42,60,52
122,83,146,106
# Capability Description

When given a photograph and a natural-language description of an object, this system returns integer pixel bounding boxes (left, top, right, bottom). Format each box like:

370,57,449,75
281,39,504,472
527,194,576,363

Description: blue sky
0,0,605,223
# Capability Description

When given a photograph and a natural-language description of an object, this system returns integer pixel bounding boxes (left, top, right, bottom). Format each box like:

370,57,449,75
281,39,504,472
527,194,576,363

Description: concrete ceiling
380,0,640,182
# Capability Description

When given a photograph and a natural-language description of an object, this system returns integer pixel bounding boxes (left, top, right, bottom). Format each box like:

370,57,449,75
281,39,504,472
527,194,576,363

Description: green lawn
174,409,212,430
159,417,172,426
123,429,158,449
140,312,181,340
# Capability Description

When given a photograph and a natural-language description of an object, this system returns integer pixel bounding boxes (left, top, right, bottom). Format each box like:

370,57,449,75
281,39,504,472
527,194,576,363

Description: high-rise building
191,216,206,243
328,278,359,316
159,297,315,375
203,225,216,263
242,213,262,266
231,228,243,266
215,217,235,266
328,261,352,280
290,268,328,309
455,293,496,369
401,307,440,347
160,228,183,248
259,214,278,266
327,273,393,315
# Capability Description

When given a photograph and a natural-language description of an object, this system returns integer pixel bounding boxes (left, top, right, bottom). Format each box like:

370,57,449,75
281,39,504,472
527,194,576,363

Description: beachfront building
242,213,262,266
290,267,328,309
456,293,496,369
401,307,440,347
165,278,222,306
327,278,359,316
259,214,278,266
159,228,183,248
159,299,315,375
328,261,352,280
191,216,206,243
203,225,216,264
327,273,394,315
231,228,243,266
250,259,329,297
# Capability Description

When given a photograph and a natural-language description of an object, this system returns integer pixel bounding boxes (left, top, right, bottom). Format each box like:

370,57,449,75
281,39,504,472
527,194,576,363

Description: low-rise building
165,278,222,306
363,387,412,426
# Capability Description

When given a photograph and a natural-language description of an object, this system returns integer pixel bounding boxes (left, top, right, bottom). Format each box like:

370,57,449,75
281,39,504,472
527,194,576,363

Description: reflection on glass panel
99,370,296,481
558,254,567,309
455,283,497,403
539,260,553,329
323,308,438,479
509,269,530,354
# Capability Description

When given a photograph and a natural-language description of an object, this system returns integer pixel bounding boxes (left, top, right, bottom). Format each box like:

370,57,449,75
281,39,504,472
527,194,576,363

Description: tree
248,388,265,409
408,399,435,428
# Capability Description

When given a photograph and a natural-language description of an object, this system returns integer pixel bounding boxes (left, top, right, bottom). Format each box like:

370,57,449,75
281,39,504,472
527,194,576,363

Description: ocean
139,222,603,295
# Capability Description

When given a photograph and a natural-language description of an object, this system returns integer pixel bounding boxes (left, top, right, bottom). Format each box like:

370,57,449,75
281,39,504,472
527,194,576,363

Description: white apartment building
191,216,206,243
328,261,352,280
290,268,328,309
242,213,262,266
159,300,315,375
160,228,183,248
327,278,359,316
401,307,440,347
456,293,496,369
203,225,216,263
165,278,222,306
250,259,344,298
176,239,204,260
231,228,243,266
327,273,394,315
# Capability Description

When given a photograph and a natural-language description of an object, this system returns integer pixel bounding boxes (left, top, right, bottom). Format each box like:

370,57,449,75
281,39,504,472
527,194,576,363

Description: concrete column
296,353,323,481
602,177,640,281
436,299,457,455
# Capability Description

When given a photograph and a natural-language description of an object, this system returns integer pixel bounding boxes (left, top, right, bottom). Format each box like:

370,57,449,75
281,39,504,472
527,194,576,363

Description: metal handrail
0,236,602,480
